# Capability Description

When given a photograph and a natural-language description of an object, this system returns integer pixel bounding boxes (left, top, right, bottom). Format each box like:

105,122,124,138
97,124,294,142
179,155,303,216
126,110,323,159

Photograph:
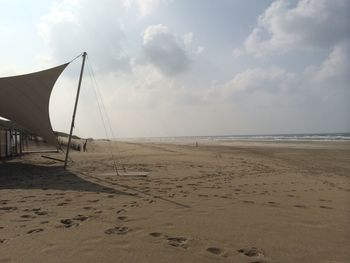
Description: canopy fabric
0,63,69,146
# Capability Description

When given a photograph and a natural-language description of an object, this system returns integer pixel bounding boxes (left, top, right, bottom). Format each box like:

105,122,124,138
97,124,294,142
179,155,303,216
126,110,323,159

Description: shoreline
120,137,350,150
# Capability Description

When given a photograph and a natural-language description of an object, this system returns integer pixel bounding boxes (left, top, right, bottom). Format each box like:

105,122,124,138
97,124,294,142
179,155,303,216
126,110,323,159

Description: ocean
135,133,350,142
205,133,350,142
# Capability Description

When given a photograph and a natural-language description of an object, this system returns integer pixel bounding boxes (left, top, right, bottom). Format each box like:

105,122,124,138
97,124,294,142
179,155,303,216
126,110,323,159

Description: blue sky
0,0,349,138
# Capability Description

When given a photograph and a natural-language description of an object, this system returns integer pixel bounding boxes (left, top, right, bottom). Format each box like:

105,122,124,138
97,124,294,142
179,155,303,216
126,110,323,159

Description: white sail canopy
0,63,69,146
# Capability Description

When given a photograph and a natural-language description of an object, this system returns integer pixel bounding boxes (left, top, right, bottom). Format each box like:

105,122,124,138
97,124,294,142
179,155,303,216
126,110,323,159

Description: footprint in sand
73,215,89,221
83,206,96,211
21,214,36,219
0,206,17,212
130,201,139,207
117,216,128,221
116,209,127,214
242,200,255,204
166,236,188,249
60,219,78,228
267,201,279,206
149,232,162,237
238,247,265,257
319,205,333,209
104,226,131,235
27,228,44,234
35,211,48,216
87,199,99,203
294,204,307,208
206,247,222,255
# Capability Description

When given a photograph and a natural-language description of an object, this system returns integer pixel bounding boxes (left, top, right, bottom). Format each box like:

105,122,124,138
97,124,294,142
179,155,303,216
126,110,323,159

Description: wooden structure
0,128,22,160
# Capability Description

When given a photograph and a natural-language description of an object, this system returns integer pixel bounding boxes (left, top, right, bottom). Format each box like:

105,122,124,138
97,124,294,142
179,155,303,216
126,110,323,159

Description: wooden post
9,129,12,157
64,52,87,169
5,129,8,158
19,132,23,156
14,130,18,156
0,129,2,160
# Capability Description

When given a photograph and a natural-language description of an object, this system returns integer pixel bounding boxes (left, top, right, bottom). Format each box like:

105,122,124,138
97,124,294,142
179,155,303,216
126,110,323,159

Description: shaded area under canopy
0,162,127,195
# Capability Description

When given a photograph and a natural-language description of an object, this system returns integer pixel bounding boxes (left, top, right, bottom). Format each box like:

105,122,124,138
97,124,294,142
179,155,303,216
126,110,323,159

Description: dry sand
0,140,349,263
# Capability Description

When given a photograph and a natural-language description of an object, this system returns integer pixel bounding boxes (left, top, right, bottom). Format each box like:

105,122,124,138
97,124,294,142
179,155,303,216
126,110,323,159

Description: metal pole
64,52,87,169
0,129,2,160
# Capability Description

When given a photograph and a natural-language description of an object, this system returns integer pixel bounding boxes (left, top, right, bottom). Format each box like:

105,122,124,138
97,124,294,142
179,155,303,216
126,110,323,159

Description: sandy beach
0,140,349,263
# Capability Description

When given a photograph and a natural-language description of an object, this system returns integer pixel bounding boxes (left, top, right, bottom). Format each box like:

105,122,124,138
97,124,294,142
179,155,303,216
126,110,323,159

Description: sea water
137,133,350,142
206,133,350,142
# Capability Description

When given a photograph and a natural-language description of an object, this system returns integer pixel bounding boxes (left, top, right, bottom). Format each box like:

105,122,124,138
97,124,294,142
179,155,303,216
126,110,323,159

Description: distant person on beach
195,141,198,147
83,139,88,152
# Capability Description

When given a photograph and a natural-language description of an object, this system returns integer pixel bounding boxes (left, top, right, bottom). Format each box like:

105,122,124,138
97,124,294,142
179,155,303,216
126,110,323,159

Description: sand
0,140,349,263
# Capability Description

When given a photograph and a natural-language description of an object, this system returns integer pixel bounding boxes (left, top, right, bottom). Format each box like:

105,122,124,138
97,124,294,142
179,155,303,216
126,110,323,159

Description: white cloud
238,0,350,56
123,0,133,9
183,32,205,55
196,46,205,55
314,40,350,82
232,48,243,58
143,24,169,44
138,0,164,16
125,0,171,17
224,67,295,95
183,32,193,49
205,54,349,134
142,24,191,76
38,0,129,73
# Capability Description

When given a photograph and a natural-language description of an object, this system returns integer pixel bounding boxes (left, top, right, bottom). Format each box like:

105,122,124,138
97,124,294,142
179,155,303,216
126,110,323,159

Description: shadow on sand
0,162,128,195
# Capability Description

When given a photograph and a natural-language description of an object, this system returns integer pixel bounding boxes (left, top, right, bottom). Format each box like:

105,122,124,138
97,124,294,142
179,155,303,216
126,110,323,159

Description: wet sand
0,140,349,262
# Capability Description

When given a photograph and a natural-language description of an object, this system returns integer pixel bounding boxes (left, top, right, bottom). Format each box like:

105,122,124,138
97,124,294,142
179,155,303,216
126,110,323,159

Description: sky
0,0,349,138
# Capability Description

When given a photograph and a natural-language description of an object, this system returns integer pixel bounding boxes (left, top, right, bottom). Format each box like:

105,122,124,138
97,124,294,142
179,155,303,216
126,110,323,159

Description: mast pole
64,52,87,169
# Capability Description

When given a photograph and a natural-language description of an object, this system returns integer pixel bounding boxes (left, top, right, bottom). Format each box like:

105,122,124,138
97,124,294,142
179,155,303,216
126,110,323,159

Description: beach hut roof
0,63,68,146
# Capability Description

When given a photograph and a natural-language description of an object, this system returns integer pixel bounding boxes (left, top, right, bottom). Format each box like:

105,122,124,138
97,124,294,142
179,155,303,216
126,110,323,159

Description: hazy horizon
1,0,349,138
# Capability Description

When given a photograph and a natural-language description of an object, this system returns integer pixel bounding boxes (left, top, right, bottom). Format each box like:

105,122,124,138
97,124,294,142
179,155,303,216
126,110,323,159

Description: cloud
313,40,350,82
238,0,350,56
183,32,205,55
141,24,191,76
224,67,295,96
38,0,129,73
124,0,171,17
137,0,167,16
206,54,349,134
183,32,193,49
225,42,349,101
